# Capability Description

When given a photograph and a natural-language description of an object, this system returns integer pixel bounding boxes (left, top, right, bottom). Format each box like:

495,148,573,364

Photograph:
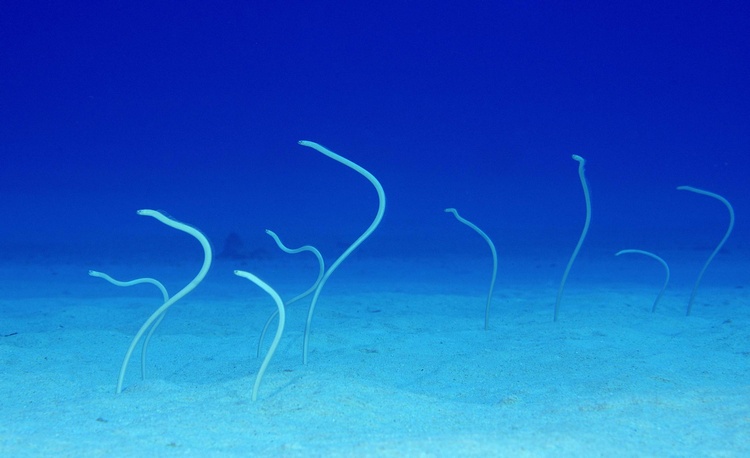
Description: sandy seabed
1,252,748,457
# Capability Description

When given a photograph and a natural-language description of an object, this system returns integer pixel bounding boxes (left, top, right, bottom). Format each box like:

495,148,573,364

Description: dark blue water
1,1,747,268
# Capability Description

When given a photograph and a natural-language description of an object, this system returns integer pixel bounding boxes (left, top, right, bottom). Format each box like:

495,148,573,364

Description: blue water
1,1,747,260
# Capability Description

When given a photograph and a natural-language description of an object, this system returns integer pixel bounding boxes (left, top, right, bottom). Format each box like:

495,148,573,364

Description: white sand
1,254,748,456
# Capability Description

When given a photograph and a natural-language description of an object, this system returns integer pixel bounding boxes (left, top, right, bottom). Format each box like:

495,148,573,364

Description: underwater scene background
1,1,748,456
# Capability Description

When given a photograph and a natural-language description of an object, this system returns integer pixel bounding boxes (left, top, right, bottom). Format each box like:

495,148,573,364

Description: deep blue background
1,1,747,262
